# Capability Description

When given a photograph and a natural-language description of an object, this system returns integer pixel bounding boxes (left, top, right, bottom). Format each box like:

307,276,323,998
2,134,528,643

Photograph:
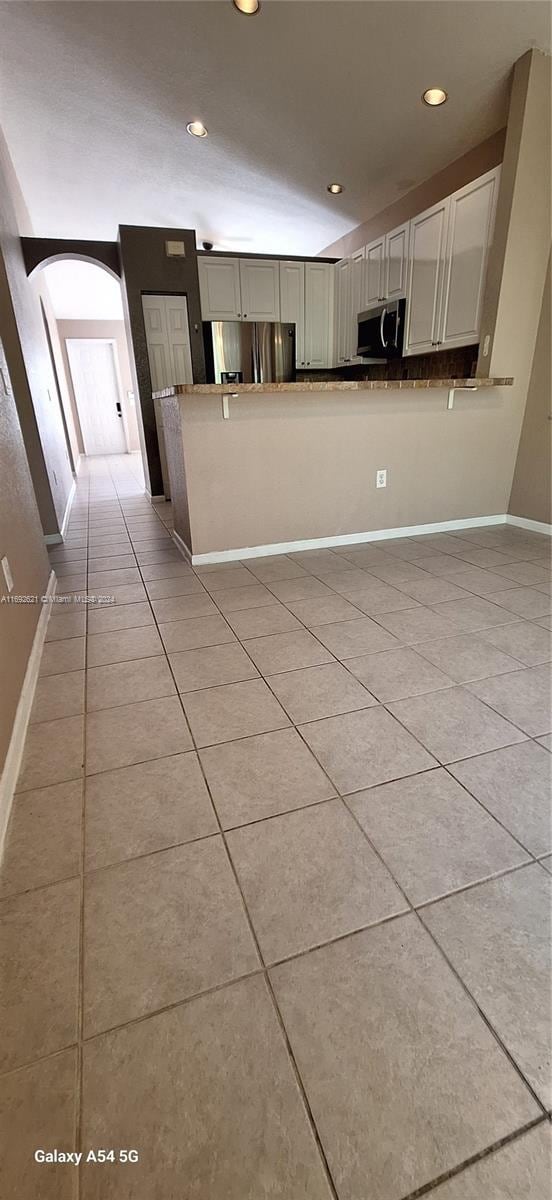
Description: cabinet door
304,262,333,368
164,295,194,384
198,257,241,319
439,168,500,350
239,259,280,321
385,221,410,300
279,261,305,366
363,238,385,307
403,200,449,356
335,258,353,364
142,296,173,389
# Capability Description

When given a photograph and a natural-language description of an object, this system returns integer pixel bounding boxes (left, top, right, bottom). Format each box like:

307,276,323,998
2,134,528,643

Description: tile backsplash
298,344,479,384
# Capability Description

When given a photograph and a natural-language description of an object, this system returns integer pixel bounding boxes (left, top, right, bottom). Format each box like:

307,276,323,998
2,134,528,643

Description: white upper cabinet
439,167,500,350
279,260,306,365
198,257,242,320
198,256,280,321
363,238,385,307
385,221,410,300
335,258,354,365
239,259,280,321
403,199,449,356
304,262,333,368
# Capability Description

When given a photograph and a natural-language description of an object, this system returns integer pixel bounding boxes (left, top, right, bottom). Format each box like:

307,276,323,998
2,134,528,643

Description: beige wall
57,319,140,453
319,130,505,259
172,385,519,557
0,338,50,776
0,127,74,535
509,257,551,524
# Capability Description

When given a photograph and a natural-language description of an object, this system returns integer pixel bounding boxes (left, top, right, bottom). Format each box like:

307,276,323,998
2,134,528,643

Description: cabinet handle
237,313,241,318
307,361,311,366
243,313,247,318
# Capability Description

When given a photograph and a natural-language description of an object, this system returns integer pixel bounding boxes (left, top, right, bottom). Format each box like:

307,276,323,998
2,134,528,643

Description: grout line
397,1115,548,1200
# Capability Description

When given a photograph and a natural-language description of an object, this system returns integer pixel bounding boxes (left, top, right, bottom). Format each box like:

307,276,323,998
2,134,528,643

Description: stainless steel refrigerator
203,321,296,384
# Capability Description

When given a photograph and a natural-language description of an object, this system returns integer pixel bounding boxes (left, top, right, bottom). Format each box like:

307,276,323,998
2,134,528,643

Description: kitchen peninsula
157,377,515,563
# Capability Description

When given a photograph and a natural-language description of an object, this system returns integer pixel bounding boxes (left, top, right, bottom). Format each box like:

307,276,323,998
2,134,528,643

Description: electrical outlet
1,555,14,593
376,469,387,489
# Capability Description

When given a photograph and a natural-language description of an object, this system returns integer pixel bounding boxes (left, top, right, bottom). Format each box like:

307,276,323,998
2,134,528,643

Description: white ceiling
42,260,124,320
0,1,550,256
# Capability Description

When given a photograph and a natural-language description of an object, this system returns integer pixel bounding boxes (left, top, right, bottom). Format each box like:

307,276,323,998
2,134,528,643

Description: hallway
1,454,551,1199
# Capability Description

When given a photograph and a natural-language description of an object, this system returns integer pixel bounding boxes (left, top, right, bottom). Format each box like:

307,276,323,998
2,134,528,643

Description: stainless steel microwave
357,298,405,359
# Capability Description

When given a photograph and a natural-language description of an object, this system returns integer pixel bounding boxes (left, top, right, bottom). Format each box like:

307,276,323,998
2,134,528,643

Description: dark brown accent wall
21,237,121,280
118,226,205,496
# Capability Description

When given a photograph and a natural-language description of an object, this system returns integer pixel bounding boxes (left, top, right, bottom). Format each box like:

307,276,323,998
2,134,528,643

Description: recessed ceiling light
233,0,260,12
327,183,344,195
186,121,208,138
422,87,448,106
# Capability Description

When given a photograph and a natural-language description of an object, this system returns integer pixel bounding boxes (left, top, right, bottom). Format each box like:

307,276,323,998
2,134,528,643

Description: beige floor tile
200,566,258,592
88,568,141,589
535,614,552,630
363,560,431,586
87,602,154,634
494,562,550,587
200,726,335,827
159,613,235,652
85,752,218,871
337,581,421,613
0,878,80,1071
423,865,552,1105
209,583,276,613
134,548,182,565
1,780,82,898
312,616,402,659
228,799,406,962
87,625,163,667
150,593,216,622
87,554,136,572
86,655,175,711
54,558,87,576
286,593,366,627
350,768,528,905
537,733,552,751
300,706,436,793
346,645,453,701
415,632,523,682
17,715,84,792
83,837,259,1035
182,678,290,747
95,583,147,607
448,742,552,856
267,662,376,722
81,976,332,1200
50,546,88,562
226,603,303,639
443,545,524,570
247,556,308,582
169,642,258,692
394,575,472,605
388,687,526,763
30,670,85,723
415,552,478,576
54,573,87,592
45,611,86,642
244,628,334,674
374,606,461,644
289,548,345,569
267,575,335,602
438,567,521,595
39,636,86,676
140,562,192,582
145,574,205,599
86,696,192,774
467,664,552,737
432,595,519,632
270,916,539,1200
427,1123,551,1200
477,624,548,674
0,1050,78,1200
483,588,552,620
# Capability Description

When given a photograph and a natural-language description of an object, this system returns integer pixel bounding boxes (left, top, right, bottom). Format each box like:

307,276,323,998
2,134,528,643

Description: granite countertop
153,377,513,398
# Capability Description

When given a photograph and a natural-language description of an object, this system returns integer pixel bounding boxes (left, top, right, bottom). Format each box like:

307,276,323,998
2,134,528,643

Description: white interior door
66,339,126,455
142,294,193,388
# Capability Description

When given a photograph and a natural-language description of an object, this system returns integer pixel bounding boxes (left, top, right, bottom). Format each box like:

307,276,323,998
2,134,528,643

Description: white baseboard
172,529,193,562
145,490,167,502
43,477,76,546
190,514,509,565
0,570,57,855
507,514,552,536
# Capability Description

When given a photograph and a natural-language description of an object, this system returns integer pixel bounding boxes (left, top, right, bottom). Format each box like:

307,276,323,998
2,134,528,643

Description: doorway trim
65,337,130,455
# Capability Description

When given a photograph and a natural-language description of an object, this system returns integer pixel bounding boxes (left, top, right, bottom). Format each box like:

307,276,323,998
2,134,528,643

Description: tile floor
1,453,551,1199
